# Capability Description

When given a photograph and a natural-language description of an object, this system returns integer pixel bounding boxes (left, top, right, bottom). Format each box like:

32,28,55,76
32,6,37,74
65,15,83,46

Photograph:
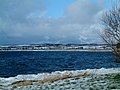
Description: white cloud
64,0,104,24
0,0,106,44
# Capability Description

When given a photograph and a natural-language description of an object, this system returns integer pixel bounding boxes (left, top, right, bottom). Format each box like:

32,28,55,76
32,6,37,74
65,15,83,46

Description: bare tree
101,2,120,62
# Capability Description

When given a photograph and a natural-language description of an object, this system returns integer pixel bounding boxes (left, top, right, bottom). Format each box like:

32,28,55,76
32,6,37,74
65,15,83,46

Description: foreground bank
0,68,120,90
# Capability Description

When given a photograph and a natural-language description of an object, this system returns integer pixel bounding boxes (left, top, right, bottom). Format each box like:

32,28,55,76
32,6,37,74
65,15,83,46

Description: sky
0,0,117,44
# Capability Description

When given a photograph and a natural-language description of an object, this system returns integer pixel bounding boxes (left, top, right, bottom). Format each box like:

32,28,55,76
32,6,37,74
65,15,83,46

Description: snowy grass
0,68,120,90
9,74,120,90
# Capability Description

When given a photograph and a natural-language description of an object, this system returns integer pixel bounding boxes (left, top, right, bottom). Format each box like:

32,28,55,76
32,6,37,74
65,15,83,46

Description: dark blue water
0,51,120,78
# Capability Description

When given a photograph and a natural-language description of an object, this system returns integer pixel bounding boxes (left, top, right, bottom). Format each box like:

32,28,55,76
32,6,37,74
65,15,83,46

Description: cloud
0,0,44,20
64,0,104,24
0,0,106,44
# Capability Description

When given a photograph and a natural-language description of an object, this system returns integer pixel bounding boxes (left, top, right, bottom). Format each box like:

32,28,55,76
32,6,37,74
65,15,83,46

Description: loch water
0,51,120,78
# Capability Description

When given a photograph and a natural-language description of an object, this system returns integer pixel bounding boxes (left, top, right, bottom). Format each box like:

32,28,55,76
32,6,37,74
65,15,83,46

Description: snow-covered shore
0,68,120,90
0,49,112,52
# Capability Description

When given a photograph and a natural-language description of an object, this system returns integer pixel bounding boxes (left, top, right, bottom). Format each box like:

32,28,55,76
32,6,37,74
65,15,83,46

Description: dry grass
11,72,92,87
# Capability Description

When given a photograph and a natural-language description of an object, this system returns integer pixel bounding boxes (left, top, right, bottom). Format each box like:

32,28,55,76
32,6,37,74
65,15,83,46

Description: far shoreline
0,49,112,52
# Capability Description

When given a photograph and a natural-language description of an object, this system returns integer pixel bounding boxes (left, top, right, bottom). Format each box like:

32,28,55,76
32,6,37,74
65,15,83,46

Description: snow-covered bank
0,68,120,89
0,49,112,52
